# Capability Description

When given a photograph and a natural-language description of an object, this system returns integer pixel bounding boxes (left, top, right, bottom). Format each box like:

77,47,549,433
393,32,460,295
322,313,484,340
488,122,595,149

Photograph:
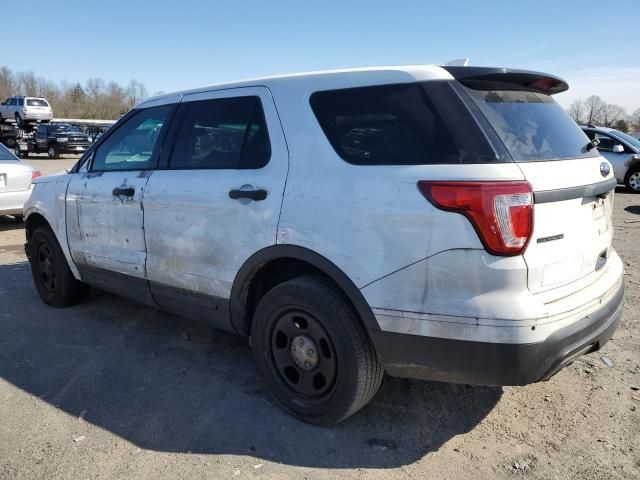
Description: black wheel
29,226,89,307
15,113,23,128
4,137,16,148
47,145,59,159
625,168,640,192
14,148,27,159
251,276,383,425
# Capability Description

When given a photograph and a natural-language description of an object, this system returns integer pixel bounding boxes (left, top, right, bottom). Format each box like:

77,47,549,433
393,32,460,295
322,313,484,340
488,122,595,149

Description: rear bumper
0,189,31,216
370,278,624,385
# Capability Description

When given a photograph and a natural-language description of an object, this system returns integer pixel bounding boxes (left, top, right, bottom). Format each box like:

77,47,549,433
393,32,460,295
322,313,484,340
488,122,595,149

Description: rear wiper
583,138,599,152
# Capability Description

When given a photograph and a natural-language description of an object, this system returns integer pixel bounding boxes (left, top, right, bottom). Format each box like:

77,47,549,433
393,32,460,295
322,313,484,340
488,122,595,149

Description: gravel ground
0,158,638,479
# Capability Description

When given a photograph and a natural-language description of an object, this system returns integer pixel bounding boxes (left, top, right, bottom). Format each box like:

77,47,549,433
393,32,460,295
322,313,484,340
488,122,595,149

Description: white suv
23,65,624,424
0,96,53,126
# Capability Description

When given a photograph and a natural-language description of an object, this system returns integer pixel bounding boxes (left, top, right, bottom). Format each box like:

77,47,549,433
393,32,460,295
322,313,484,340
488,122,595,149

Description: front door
65,105,174,303
142,87,289,328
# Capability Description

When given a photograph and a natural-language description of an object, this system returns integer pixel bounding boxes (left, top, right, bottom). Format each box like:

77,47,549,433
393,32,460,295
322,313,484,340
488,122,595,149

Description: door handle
229,188,268,201
112,187,135,197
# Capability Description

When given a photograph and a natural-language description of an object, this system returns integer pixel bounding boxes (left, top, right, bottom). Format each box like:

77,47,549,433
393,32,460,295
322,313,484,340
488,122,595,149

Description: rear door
461,85,616,299
65,105,173,301
142,87,288,326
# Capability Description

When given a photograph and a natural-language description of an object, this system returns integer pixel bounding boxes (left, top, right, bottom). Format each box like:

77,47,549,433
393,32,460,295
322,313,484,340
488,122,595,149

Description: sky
2,0,639,112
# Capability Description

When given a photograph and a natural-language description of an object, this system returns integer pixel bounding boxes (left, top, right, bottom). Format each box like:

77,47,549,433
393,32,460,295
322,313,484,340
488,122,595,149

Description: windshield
26,98,49,107
50,124,80,133
0,143,18,161
462,86,598,161
610,130,640,151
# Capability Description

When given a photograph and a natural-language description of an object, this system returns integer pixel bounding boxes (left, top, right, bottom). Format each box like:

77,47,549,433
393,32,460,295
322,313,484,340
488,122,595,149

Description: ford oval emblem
600,162,610,177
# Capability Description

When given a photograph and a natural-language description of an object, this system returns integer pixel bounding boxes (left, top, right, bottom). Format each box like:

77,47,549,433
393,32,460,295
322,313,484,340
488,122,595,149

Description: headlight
58,137,68,142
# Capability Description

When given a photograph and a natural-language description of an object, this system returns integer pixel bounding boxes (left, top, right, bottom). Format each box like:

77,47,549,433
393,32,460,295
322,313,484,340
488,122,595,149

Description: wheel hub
290,334,318,370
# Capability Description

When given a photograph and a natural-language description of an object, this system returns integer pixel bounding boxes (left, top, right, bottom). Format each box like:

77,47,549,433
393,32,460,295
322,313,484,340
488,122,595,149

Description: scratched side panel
66,171,151,279
143,86,289,300
270,80,526,289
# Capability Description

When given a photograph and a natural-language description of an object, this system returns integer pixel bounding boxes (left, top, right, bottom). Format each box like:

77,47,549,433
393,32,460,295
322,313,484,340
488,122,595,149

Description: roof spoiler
442,66,569,95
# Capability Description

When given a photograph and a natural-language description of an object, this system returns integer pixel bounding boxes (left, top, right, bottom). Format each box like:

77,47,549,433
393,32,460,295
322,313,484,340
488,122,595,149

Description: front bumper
59,143,89,154
369,278,624,386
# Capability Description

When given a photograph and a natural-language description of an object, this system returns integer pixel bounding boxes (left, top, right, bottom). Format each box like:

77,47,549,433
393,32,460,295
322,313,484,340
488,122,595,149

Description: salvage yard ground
0,156,639,479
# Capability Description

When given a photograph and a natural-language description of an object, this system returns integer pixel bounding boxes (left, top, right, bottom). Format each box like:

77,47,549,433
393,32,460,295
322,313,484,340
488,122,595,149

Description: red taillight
417,181,534,256
31,171,42,181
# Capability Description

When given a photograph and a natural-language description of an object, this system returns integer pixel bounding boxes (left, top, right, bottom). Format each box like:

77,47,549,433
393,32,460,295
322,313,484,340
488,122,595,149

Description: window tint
463,86,597,161
310,84,460,165
92,105,171,171
169,96,270,169
17,98,23,106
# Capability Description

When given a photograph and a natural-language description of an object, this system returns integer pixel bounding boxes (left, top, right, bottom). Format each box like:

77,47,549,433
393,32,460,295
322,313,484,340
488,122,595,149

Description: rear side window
462,86,597,161
310,84,460,165
169,96,270,170
27,98,48,107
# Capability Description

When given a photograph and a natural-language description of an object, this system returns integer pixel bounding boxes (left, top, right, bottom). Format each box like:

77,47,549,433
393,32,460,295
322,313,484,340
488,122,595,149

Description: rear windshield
27,99,49,107
0,143,17,161
462,86,597,161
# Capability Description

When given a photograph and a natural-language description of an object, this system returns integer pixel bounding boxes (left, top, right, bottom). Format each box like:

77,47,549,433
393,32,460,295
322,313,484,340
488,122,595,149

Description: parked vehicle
582,126,640,192
31,123,91,158
0,123,19,149
0,96,53,126
0,143,40,218
23,65,624,424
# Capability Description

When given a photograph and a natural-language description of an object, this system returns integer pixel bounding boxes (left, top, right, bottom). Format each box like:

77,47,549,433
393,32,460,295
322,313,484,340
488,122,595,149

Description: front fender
24,173,79,279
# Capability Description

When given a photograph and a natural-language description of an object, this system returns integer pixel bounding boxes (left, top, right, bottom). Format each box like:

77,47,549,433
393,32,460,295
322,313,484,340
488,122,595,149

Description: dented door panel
66,171,151,279
143,86,289,300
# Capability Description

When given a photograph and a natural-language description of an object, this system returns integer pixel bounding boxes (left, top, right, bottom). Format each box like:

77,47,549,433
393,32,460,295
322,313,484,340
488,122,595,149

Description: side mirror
613,144,624,153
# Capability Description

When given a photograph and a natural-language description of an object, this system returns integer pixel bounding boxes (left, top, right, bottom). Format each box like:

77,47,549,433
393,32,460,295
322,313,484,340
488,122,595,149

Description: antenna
444,58,470,67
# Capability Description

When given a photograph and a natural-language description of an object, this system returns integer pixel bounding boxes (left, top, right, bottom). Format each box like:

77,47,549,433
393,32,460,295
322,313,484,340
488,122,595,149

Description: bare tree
600,103,626,128
583,95,605,125
568,100,585,123
0,65,148,120
632,108,640,131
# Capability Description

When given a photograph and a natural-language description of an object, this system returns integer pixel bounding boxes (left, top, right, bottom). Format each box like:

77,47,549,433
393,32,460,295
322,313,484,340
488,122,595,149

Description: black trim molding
533,177,617,204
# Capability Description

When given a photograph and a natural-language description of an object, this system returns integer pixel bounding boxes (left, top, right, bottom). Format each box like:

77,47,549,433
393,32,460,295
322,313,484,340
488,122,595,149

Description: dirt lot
0,157,639,479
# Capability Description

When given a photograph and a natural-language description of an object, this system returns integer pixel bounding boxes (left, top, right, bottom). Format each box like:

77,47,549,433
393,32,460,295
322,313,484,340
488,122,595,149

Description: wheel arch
25,212,52,241
230,245,380,336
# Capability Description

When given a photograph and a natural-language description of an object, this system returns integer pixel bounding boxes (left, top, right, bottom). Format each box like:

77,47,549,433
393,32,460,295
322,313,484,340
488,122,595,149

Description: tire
14,148,26,159
29,226,89,307
250,276,383,425
15,113,22,128
625,168,640,192
47,145,59,159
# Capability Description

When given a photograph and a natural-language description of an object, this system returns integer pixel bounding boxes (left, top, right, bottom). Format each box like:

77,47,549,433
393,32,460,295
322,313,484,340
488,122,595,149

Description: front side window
463,86,597,161
169,96,270,170
594,132,626,153
310,83,460,165
92,105,171,171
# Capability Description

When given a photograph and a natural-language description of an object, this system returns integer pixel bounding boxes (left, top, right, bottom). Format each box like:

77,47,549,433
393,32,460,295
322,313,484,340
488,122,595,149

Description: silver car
0,143,40,218
583,126,640,192
0,96,53,127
